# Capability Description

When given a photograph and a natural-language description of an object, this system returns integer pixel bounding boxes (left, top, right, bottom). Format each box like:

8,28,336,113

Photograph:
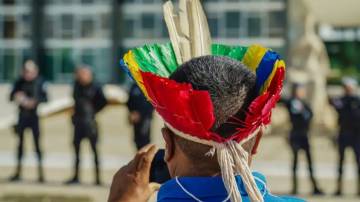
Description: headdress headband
120,1,285,202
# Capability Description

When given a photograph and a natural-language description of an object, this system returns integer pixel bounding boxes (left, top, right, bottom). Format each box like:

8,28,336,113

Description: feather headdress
121,0,285,202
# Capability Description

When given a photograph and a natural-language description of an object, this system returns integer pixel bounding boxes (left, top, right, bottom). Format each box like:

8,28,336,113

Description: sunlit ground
0,106,358,202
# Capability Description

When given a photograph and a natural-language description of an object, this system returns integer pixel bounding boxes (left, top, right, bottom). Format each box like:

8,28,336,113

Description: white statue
288,9,335,128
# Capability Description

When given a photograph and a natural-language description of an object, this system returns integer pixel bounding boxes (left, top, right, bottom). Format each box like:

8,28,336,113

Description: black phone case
149,149,171,184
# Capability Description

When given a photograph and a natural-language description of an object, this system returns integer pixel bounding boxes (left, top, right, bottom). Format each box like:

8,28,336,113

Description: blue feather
255,51,279,93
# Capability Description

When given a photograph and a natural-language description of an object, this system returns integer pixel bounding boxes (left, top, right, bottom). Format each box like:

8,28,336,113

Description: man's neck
173,157,220,177
175,168,220,178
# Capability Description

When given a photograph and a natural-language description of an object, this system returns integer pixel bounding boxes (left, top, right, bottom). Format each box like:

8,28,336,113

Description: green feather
132,45,170,77
147,44,170,77
228,46,248,61
159,43,178,74
132,46,153,72
130,43,249,79
211,44,231,56
211,44,248,62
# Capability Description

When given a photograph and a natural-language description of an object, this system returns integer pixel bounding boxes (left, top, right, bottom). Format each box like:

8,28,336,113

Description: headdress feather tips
120,1,285,202
163,0,211,64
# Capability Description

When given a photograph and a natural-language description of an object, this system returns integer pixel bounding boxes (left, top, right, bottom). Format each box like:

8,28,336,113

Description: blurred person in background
9,60,48,183
330,77,360,196
283,83,323,195
126,83,154,150
65,65,107,185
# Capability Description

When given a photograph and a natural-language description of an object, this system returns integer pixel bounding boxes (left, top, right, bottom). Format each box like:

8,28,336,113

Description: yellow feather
260,59,286,93
242,45,268,72
124,51,150,100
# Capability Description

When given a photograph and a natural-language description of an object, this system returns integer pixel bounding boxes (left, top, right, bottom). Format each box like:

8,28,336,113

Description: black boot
357,175,360,196
334,175,342,196
9,163,22,182
9,173,21,182
38,162,45,183
65,159,80,185
310,176,324,195
95,176,101,186
312,187,324,196
291,171,297,195
334,189,342,196
65,176,80,184
94,162,101,186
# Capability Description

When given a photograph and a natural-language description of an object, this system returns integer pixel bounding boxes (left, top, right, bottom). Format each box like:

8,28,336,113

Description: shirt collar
158,172,267,201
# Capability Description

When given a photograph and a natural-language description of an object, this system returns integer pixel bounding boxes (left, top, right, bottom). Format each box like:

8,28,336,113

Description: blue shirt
158,172,306,202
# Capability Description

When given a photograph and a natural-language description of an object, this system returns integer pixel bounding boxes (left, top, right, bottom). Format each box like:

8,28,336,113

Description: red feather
138,66,285,144
141,72,222,141
229,68,285,143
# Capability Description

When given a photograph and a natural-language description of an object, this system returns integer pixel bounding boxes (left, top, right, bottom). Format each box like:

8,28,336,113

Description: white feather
163,0,212,65
179,0,193,62
190,0,212,57
163,1,184,65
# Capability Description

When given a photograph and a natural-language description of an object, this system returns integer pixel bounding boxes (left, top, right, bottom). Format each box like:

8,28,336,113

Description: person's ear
162,127,175,163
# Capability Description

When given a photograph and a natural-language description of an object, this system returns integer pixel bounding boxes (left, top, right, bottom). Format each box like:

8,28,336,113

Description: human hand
129,111,141,124
14,92,26,104
23,98,37,109
108,144,160,202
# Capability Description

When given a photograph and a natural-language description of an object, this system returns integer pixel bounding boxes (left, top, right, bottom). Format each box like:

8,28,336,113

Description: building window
161,18,168,37
20,14,31,38
0,18,3,38
247,15,262,37
269,11,285,37
226,0,248,2
141,13,155,37
61,14,74,39
124,17,135,38
208,16,219,37
61,49,75,75
3,0,16,5
44,48,75,82
45,16,55,38
81,49,95,68
225,12,240,38
46,0,77,4
1,49,29,81
142,13,155,29
4,16,16,39
142,0,156,3
3,50,16,80
81,0,94,4
81,18,95,38
100,13,110,37
44,51,55,81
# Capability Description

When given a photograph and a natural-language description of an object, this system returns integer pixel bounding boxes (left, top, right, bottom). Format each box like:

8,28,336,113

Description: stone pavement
0,105,358,202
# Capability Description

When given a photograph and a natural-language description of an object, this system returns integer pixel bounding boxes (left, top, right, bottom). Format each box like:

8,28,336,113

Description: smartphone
149,149,171,184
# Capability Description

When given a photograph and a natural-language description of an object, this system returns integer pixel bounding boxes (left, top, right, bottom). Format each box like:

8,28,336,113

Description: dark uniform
68,81,107,185
126,84,154,150
330,95,360,195
9,77,47,182
285,98,322,195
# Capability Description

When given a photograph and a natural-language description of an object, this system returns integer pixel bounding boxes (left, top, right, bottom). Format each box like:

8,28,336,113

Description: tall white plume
163,0,212,65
